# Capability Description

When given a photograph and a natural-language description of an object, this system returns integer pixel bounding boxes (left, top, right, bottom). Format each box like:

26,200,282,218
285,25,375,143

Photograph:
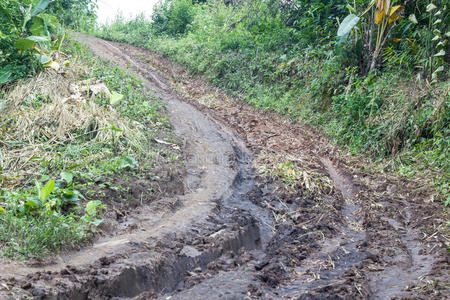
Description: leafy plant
119,155,138,170
409,2,449,84
81,200,104,227
0,0,60,84
84,200,104,216
152,0,198,36
337,0,404,71
96,0,449,205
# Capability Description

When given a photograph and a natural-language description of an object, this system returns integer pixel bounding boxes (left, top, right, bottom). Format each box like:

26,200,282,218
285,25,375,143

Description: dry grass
255,151,335,196
0,67,146,186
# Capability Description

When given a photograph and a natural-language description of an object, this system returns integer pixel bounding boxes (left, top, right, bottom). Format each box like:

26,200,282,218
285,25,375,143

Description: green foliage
0,0,97,85
337,14,360,37
84,200,103,216
0,0,62,84
152,0,198,36
119,156,139,170
0,174,91,258
0,39,179,258
97,0,449,202
81,200,104,227
0,212,85,258
48,0,98,32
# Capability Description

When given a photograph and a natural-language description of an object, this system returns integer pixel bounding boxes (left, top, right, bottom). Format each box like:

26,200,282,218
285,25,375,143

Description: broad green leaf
24,199,40,208
30,16,48,36
73,189,85,199
0,71,12,84
34,53,52,66
31,0,52,16
15,38,35,51
35,54,52,65
119,156,138,169
62,190,79,202
27,36,50,43
85,200,103,216
337,14,360,37
0,30,5,38
110,91,124,106
0,65,13,84
60,172,73,185
40,179,55,202
16,36,49,51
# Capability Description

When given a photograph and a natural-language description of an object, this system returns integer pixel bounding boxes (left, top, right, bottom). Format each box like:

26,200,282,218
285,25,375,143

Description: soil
0,34,447,299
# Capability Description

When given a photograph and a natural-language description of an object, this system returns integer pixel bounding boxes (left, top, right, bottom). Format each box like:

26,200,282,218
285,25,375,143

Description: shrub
96,0,449,199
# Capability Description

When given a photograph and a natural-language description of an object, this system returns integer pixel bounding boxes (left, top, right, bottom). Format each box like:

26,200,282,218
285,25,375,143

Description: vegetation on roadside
0,36,180,258
0,0,97,85
96,0,449,203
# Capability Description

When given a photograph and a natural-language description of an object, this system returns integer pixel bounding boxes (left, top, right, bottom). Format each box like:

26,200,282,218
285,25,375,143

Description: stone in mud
180,245,202,258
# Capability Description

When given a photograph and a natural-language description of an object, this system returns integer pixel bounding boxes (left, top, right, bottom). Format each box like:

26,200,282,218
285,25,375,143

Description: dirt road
0,34,447,299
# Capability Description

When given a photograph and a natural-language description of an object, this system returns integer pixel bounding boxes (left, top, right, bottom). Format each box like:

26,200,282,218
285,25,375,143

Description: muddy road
0,34,448,299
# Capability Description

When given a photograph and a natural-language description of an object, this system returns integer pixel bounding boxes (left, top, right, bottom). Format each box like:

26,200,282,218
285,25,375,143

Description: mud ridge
1,34,447,300
0,34,273,299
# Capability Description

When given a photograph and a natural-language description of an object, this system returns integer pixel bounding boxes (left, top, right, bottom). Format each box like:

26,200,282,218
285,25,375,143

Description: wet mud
0,34,448,299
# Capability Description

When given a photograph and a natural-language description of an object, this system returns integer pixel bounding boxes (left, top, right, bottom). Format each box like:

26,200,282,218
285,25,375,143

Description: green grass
0,212,86,258
95,0,449,204
0,38,180,259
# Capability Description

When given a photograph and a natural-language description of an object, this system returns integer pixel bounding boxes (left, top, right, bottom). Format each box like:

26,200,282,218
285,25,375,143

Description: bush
96,0,449,200
152,0,198,36
0,0,97,84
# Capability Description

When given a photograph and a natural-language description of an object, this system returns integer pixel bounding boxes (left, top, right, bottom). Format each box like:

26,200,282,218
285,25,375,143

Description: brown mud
0,34,448,299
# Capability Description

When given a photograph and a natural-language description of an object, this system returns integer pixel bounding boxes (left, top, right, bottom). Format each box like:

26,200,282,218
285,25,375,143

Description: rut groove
0,34,446,300
0,34,269,299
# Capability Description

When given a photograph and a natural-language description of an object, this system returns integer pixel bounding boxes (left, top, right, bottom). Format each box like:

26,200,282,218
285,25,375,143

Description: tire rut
0,34,447,300
0,34,270,299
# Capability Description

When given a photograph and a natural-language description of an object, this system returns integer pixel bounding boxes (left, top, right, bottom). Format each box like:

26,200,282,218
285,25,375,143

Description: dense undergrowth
0,0,97,84
0,38,179,259
96,0,449,203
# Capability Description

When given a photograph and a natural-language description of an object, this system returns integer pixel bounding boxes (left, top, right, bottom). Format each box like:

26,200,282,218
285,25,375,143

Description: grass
95,4,449,204
0,37,181,259
0,212,85,258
